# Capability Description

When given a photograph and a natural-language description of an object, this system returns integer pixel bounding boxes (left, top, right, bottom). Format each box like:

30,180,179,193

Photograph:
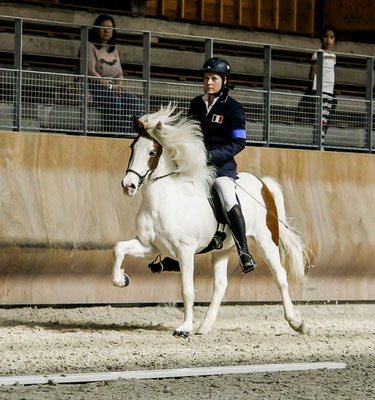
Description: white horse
112,104,310,337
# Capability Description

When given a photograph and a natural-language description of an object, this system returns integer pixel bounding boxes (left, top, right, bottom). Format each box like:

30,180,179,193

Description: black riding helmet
201,57,231,88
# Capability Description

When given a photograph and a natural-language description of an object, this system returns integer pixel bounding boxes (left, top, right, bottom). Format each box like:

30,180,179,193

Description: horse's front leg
196,249,231,335
173,250,195,339
112,238,157,287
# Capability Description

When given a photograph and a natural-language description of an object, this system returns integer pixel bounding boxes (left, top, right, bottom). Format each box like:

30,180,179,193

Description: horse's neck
148,149,211,199
156,151,177,177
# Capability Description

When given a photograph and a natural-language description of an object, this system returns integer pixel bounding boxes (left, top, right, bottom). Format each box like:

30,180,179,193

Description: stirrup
239,252,256,274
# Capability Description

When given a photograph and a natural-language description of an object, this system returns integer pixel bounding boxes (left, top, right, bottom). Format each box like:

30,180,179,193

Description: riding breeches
213,176,238,212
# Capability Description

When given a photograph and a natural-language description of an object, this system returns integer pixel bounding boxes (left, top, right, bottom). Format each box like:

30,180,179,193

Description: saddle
148,186,239,273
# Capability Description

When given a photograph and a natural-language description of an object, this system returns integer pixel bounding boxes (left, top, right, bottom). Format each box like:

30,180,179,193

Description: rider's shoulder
223,95,244,111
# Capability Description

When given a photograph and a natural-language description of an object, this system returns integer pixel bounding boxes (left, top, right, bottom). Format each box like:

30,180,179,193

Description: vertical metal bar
366,57,374,152
316,50,323,150
205,38,213,60
143,31,151,114
263,45,271,146
80,25,88,135
14,18,22,132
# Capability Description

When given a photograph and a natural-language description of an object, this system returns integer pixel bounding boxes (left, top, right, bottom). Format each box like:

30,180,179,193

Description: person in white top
308,25,337,147
86,15,141,135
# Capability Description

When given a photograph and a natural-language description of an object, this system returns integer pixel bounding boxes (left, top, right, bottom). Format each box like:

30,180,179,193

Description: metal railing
0,15,374,152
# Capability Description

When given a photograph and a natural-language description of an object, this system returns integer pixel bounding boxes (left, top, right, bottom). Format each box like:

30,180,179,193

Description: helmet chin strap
212,78,228,97
212,85,229,98
212,89,222,97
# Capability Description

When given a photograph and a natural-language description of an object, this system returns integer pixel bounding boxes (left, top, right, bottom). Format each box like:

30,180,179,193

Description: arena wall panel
1,130,374,305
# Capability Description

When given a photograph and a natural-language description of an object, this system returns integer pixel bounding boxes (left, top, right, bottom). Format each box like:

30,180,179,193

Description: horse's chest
136,194,214,243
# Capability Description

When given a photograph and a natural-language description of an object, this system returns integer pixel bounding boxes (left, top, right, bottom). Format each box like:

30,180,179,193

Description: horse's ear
153,121,162,135
133,115,144,133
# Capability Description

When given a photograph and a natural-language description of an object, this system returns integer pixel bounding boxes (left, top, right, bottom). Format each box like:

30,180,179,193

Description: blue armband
232,129,246,139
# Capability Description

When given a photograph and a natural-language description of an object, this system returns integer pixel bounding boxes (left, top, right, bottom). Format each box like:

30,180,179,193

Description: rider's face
204,73,225,95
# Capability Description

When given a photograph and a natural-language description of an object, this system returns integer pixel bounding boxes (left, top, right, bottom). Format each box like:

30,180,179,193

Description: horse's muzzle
122,181,137,196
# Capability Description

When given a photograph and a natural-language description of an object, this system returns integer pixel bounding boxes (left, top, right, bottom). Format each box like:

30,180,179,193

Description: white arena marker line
0,362,346,386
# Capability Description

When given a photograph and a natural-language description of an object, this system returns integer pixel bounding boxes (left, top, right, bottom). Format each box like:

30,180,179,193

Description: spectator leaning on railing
84,14,141,135
309,24,337,146
296,25,337,148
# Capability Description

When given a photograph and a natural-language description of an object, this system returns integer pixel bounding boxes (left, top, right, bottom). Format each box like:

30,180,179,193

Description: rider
149,57,256,274
188,57,256,273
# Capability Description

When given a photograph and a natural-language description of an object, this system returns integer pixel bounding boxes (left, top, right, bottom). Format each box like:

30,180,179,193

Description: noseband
125,135,176,189
126,145,163,188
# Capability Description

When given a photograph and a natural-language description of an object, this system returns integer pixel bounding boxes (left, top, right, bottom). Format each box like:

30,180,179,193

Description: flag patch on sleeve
212,114,224,123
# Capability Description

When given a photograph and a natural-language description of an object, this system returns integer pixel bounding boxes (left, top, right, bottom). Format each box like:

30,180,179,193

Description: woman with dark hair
86,15,140,135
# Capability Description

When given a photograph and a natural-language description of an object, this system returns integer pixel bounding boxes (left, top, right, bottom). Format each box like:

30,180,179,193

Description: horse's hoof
173,330,189,339
114,273,130,288
295,321,308,334
123,273,130,287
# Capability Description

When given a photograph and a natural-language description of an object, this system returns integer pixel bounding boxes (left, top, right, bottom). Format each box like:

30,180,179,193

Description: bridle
125,134,176,189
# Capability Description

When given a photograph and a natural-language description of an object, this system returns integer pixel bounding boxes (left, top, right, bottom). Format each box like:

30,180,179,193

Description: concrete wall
1,130,375,305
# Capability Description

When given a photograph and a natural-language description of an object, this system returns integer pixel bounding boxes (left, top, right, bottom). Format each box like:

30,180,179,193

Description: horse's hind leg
196,249,231,335
259,241,304,333
112,239,157,287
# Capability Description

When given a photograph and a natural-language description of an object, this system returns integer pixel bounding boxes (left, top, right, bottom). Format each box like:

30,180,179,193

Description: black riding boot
227,204,256,273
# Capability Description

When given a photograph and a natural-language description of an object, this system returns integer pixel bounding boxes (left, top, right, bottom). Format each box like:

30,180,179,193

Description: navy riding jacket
188,91,247,179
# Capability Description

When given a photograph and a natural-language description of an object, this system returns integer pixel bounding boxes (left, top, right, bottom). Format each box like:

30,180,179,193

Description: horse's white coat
113,105,309,336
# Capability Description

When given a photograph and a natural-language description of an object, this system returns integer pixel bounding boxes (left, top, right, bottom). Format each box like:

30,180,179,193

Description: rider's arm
209,105,246,164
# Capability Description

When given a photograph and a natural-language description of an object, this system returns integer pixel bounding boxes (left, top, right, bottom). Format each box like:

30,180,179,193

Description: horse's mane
140,104,216,195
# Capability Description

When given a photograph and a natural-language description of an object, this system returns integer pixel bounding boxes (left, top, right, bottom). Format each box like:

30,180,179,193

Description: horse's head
121,115,163,196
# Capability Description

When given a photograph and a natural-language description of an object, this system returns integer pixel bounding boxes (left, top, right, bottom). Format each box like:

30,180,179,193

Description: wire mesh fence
233,88,266,143
0,69,146,135
86,76,145,135
22,71,82,132
1,67,374,151
149,81,202,115
270,91,318,147
0,68,16,129
326,97,369,150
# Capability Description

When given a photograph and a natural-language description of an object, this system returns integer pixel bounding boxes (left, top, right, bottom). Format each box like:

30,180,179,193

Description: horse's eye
149,151,156,156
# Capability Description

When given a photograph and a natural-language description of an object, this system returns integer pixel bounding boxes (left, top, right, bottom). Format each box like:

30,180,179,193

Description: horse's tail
262,177,310,284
